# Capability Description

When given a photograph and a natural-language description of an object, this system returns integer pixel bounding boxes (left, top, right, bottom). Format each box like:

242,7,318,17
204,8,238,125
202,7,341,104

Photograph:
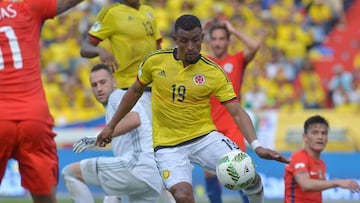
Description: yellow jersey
88,3,161,88
138,49,237,148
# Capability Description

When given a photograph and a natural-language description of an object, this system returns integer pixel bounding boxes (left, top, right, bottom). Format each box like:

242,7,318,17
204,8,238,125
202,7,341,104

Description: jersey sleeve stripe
87,34,102,43
220,97,239,104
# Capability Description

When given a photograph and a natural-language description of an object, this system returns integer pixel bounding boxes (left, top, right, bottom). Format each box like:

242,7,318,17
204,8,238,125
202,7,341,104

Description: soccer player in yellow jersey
96,14,290,203
80,0,162,121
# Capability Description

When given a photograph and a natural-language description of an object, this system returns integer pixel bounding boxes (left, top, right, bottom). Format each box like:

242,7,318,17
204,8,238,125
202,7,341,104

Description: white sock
103,196,121,203
63,175,95,203
243,173,264,203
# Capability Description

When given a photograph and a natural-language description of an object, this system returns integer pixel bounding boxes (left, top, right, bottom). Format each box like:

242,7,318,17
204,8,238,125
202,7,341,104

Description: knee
61,163,81,181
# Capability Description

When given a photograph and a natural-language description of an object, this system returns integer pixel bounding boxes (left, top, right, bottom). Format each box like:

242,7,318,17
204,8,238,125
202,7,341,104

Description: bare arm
111,112,141,138
80,38,102,58
224,102,257,144
223,20,261,62
96,81,145,146
80,38,118,71
225,102,290,164
56,0,84,16
295,172,360,193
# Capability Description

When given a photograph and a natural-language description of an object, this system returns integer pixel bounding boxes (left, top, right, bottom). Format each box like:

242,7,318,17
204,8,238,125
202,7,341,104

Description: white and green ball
216,150,256,190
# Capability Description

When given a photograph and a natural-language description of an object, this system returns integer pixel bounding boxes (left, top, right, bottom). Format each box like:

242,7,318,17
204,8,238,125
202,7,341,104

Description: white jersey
106,89,153,158
101,89,162,195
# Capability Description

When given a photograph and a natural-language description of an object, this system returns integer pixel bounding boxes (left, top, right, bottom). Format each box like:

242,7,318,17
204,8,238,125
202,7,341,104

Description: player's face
173,27,203,65
90,69,116,105
209,29,229,58
304,123,328,153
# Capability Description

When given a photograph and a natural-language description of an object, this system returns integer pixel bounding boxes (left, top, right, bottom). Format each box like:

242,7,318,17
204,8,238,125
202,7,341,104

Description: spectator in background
267,70,302,110
327,64,353,106
323,0,347,29
284,115,360,203
80,0,162,122
264,48,297,83
204,19,261,203
331,85,350,109
243,79,268,112
0,0,87,203
328,64,353,92
307,0,334,45
294,61,326,109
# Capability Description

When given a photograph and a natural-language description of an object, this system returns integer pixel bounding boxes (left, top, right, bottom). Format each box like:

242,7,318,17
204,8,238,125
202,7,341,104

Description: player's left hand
255,147,290,164
73,136,97,153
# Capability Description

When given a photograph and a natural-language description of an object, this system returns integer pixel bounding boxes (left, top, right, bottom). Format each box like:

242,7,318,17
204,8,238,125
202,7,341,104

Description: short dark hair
209,24,230,39
174,14,202,33
304,115,329,133
91,64,113,77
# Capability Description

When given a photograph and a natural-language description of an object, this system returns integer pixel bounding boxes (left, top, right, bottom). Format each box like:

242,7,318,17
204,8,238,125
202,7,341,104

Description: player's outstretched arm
96,111,141,147
254,147,290,164
224,102,290,164
96,81,145,147
56,0,84,16
222,20,261,62
295,173,360,193
335,179,360,193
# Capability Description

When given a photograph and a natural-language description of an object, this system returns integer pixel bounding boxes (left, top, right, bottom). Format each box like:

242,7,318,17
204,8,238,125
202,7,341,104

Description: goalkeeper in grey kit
61,64,172,203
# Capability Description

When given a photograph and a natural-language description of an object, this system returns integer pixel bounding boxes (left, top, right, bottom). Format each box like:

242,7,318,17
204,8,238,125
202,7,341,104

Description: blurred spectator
307,0,333,45
323,0,347,29
328,64,353,98
331,85,351,110
264,48,297,82
348,79,360,107
267,70,303,111
294,61,326,109
243,79,268,111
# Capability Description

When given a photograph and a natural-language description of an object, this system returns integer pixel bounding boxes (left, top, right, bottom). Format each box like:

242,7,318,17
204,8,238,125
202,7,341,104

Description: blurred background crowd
39,0,360,126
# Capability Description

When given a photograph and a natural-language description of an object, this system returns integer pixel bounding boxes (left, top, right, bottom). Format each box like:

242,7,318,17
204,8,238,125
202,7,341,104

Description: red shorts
0,120,58,194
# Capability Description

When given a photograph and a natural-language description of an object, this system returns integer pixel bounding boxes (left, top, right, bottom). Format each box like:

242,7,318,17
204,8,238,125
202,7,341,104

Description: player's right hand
96,126,114,147
73,136,97,153
255,147,290,164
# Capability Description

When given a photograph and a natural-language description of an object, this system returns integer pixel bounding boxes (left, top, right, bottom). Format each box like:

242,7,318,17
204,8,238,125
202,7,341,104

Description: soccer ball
216,150,256,190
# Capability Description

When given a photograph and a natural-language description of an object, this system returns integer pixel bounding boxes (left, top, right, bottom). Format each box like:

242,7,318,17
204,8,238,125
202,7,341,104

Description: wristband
251,140,260,150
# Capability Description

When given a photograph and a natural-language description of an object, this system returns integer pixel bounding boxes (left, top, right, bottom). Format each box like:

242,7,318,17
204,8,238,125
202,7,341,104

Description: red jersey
284,149,326,203
0,0,57,124
208,52,247,150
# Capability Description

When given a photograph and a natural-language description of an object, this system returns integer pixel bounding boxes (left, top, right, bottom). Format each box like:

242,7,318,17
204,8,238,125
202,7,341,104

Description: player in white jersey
61,64,165,203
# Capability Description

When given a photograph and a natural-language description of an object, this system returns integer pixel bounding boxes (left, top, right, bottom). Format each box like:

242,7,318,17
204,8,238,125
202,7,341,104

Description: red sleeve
289,151,309,175
30,0,57,20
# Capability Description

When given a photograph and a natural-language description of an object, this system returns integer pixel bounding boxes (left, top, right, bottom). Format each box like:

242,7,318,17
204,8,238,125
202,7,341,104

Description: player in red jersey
0,0,85,202
204,19,261,203
284,115,360,203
